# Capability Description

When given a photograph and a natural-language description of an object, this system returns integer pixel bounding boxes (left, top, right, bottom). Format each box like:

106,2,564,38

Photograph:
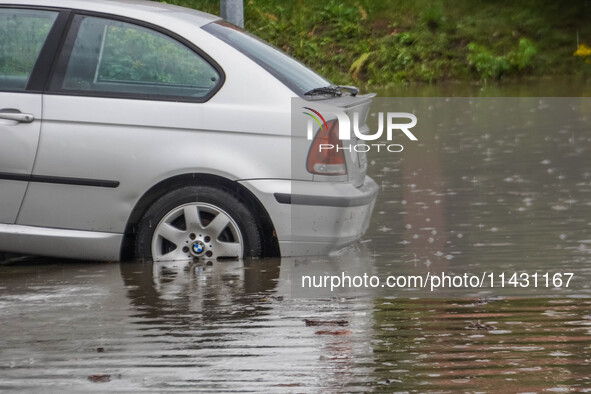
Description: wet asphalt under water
1,91,591,392
1,259,590,392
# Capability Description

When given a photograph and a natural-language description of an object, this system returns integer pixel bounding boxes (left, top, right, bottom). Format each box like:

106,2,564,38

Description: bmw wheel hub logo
192,241,205,255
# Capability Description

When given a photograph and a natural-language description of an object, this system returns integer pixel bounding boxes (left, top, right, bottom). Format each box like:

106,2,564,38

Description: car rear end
278,94,378,255
203,20,378,256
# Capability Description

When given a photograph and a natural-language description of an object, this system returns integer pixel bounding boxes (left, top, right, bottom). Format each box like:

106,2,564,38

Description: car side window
57,15,220,99
0,9,58,91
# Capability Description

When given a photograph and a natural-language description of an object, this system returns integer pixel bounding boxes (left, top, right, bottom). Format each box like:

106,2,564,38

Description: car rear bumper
239,176,378,256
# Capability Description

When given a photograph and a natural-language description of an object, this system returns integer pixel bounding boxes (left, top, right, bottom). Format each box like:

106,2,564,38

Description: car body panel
239,176,378,256
17,95,292,232
0,91,43,224
0,223,122,260
3,0,219,28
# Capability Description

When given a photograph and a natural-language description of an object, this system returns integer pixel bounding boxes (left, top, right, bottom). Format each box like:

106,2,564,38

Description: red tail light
306,119,347,175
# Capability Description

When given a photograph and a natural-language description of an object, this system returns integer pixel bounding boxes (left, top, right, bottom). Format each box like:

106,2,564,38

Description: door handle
0,109,35,123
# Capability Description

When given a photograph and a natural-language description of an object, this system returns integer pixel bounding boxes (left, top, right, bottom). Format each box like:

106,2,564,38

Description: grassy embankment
160,0,591,88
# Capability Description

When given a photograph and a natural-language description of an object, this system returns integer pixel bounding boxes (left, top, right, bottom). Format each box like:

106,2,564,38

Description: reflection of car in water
117,245,376,390
120,244,375,319
0,247,376,390
0,0,377,262
120,259,282,321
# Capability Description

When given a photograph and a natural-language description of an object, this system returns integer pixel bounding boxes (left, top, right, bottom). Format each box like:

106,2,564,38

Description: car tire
135,185,262,262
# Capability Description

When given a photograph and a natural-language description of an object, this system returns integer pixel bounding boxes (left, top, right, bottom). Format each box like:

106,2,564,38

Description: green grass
158,0,591,88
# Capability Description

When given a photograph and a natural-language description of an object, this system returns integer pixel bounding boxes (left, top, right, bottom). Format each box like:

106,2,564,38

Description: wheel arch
121,173,280,260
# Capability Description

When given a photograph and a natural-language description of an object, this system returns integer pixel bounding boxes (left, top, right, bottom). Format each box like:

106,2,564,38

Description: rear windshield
202,21,330,96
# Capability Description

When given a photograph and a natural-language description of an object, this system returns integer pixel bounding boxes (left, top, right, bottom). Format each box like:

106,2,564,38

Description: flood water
1,80,591,392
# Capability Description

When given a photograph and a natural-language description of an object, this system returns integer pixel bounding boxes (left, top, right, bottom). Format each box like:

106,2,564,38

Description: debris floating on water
304,319,349,327
88,374,111,383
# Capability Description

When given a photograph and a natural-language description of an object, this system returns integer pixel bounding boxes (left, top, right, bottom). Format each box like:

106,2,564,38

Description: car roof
0,0,220,27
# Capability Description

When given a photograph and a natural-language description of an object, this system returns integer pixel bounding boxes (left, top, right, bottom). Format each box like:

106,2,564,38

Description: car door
16,12,224,233
0,8,60,223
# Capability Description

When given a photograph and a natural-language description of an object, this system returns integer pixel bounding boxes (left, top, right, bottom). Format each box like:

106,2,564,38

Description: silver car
0,0,378,262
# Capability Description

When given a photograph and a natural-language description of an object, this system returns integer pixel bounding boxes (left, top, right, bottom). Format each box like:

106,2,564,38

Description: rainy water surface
1,81,591,392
